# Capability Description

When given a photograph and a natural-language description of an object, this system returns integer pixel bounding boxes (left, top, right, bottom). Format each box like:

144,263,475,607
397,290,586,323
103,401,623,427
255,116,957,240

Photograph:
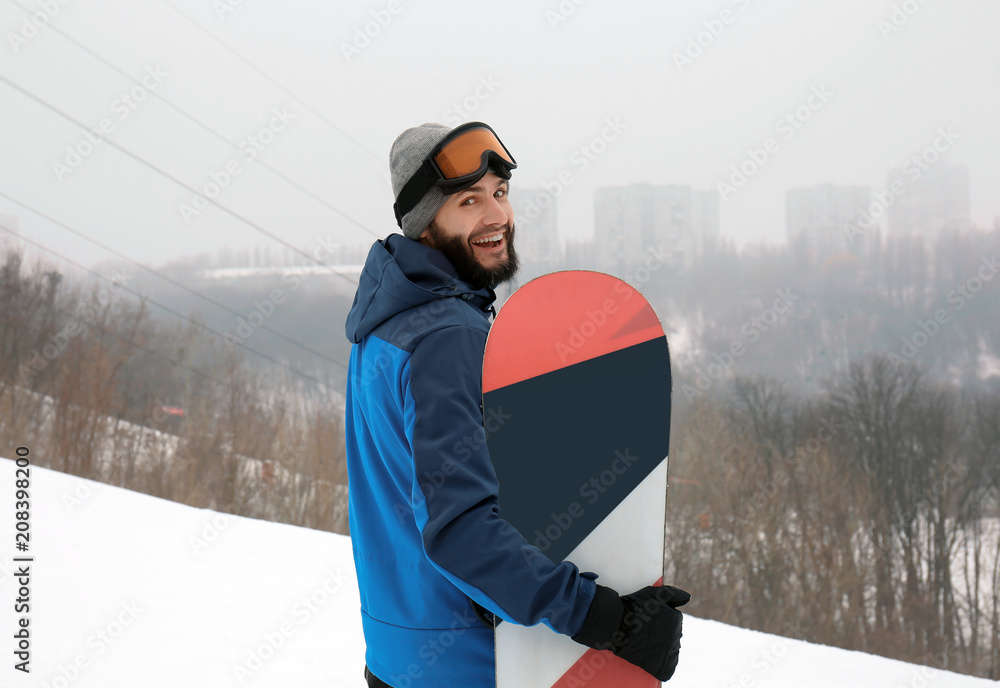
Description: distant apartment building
692,190,719,259
593,183,718,272
509,186,560,279
786,184,872,263
886,160,970,238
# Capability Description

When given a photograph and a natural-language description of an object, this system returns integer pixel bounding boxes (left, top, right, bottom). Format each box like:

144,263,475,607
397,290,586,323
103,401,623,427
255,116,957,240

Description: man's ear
417,225,435,247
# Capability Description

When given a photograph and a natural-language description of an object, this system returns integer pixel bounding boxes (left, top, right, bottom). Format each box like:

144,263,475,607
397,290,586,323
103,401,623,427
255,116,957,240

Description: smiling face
419,172,520,290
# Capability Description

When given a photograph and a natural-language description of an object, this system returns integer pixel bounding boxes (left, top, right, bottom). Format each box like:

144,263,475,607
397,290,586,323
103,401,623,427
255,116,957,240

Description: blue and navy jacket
344,235,597,688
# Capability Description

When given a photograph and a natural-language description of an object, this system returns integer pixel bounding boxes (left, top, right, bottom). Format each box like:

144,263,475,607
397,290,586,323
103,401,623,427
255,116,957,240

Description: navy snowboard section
484,335,671,564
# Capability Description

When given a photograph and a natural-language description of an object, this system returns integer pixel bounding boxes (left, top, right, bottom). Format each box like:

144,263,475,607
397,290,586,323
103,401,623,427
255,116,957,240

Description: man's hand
571,584,691,681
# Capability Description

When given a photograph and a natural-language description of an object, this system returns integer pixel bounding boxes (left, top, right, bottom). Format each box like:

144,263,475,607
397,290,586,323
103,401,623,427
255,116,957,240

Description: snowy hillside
1,458,996,688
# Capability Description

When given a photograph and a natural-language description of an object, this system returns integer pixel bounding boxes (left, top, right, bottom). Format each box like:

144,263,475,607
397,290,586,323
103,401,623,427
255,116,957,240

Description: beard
426,222,520,290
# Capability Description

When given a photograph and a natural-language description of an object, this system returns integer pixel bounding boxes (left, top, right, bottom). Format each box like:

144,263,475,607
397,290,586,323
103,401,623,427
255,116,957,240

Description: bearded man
344,121,688,688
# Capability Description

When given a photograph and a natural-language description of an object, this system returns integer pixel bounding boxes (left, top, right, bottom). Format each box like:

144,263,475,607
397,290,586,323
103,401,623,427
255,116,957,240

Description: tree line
0,247,348,533
666,362,1000,679
4,226,1000,678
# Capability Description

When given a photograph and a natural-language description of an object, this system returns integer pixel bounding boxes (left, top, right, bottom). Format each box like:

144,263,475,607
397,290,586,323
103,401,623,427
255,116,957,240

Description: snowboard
482,270,672,687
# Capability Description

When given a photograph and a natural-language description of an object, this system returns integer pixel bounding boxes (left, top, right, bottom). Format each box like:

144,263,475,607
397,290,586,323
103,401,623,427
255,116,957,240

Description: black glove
572,584,691,681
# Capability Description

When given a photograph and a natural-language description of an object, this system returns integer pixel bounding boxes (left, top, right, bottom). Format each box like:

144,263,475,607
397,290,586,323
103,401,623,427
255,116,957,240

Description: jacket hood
345,234,496,344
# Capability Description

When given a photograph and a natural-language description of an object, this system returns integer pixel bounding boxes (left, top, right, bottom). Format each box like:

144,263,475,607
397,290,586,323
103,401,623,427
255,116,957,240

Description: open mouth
470,231,505,251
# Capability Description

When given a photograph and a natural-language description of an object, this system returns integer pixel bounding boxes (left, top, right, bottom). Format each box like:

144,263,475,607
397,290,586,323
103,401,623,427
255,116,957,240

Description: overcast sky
1,0,998,270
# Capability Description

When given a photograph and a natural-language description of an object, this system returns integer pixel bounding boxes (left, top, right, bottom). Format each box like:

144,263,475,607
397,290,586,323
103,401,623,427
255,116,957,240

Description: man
344,121,689,688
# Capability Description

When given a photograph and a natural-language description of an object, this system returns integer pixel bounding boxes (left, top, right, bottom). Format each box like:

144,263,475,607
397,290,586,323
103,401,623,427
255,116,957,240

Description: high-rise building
692,190,720,257
786,184,872,263
886,160,970,238
509,186,560,280
593,183,717,272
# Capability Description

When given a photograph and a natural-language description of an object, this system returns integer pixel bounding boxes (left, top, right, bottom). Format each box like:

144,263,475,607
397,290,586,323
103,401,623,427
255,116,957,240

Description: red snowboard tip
483,272,664,393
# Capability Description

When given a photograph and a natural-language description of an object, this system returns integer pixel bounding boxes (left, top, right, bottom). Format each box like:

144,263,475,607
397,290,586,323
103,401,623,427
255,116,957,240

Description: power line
0,189,348,371
0,224,342,392
0,73,364,294
157,0,385,167
4,0,384,242
15,293,331,434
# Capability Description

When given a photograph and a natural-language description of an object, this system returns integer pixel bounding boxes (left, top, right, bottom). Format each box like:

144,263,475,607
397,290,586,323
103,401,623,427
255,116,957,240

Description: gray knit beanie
390,123,452,239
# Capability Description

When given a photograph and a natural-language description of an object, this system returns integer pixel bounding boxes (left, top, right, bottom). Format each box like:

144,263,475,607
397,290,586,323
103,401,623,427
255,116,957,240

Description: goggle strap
393,160,438,228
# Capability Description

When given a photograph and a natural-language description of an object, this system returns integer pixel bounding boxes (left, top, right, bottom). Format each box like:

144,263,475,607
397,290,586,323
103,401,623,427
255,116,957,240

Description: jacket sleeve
404,324,597,636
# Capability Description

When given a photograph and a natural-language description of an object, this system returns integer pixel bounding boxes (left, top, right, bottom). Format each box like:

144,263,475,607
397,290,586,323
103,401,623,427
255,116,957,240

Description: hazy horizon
1,0,998,271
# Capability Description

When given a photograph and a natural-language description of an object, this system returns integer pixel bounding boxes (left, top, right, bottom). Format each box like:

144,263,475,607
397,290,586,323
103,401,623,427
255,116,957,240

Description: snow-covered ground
199,265,364,280
1,458,996,688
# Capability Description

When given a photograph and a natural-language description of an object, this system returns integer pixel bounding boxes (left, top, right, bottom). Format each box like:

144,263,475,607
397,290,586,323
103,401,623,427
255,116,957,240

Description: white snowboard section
496,460,668,687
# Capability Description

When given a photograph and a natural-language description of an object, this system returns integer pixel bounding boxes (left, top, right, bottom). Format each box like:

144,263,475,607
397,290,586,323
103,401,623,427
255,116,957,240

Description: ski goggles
393,122,517,227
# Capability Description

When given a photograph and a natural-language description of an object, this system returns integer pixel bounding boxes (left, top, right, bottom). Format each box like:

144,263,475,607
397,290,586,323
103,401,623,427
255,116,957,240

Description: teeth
472,233,503,245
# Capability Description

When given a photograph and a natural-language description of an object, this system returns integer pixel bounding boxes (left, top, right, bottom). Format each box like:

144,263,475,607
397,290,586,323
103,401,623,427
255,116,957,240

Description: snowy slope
1,458,996,688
